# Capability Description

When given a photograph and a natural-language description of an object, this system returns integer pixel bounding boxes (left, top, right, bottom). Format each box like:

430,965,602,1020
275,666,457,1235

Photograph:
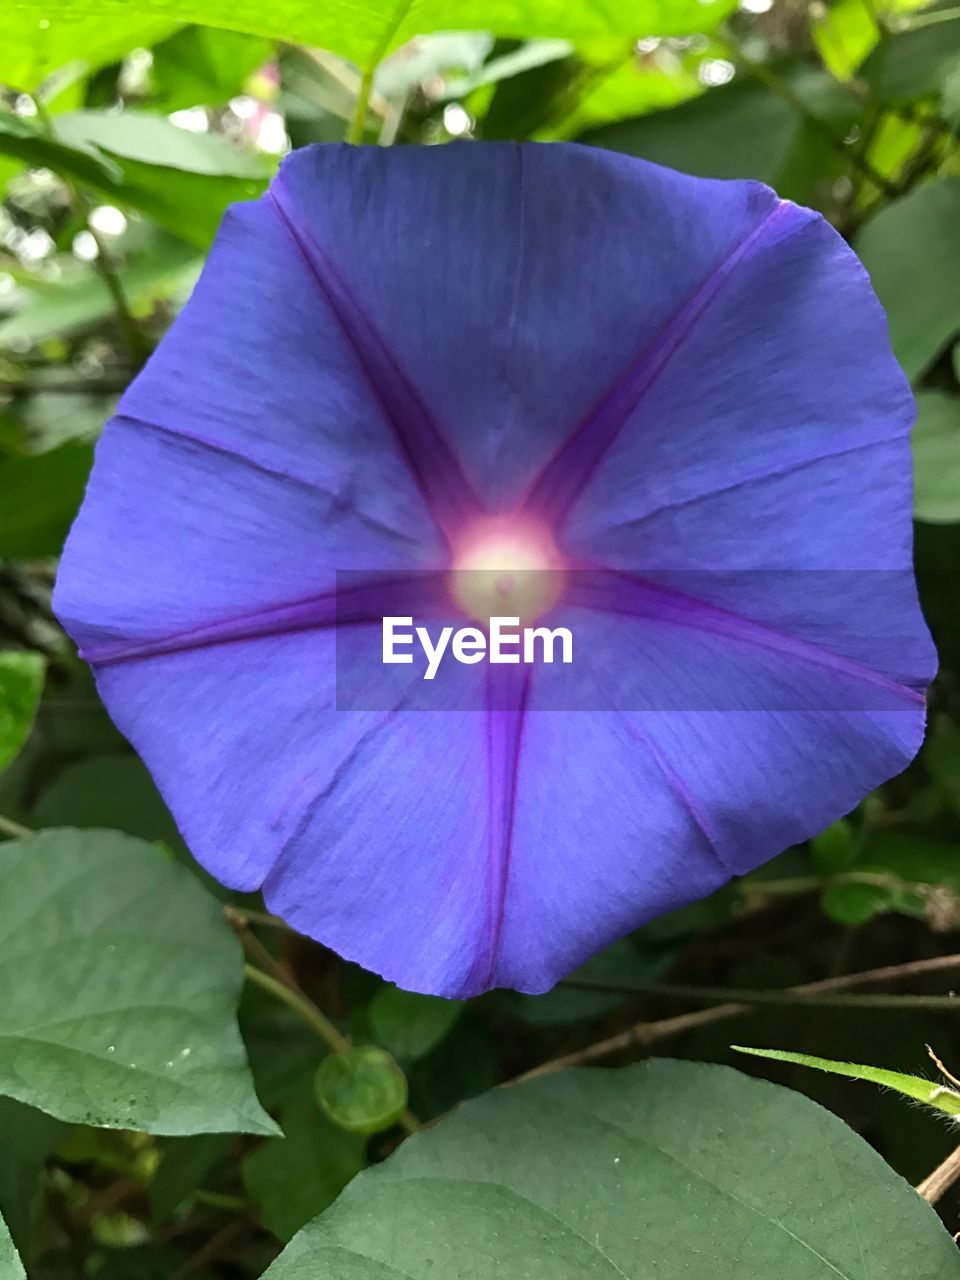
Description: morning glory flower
55,143,935,997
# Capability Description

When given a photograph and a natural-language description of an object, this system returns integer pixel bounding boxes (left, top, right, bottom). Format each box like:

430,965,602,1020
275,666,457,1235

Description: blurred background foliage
0,0,959,1276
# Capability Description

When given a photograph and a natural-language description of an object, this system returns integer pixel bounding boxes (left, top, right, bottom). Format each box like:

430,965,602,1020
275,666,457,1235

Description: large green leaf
581,70,858,204
0,1209,25,1280
856,177,960,380
264,1059,960,1278
0,828,278,1136
6,0,738,71
861,1,960,101
0,653,44,775
0,443,93,557
0,12,176,91
913,391,960,523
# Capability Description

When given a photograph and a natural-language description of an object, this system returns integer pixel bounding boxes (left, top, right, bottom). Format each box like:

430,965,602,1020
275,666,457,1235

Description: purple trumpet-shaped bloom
55,143,935,997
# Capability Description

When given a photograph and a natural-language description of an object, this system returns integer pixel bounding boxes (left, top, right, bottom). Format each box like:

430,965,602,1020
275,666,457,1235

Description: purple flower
55,143,934,997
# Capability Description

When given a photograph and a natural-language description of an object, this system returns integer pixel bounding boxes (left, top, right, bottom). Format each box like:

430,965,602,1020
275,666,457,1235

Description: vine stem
346,65,375,144
512,952,960,1085
230,910,422,1136
0,814,30,839
243,964,351,1052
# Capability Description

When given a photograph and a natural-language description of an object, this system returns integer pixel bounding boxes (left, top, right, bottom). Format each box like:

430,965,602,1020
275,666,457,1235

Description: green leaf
0,110,123,187
5,0,739,71
0,238,201,348
0,443,93,557
368,986,463,1062
0,653,44,775
913,391,960,523
244,1074,365,1241
0,13,176,92
581,69,858,204
0,1097,66,1264
810,817,857,874
861,1,960,101
734,1046,960,1116
0,1209,25,1280
314,1046,407,1135
820,878,893,924
31,755,186,851
149,1133,233,1223
150,25,274,112
856,177,960,380
811,0,880,80
265,1059,960,1278
55,110,268,178
0,828,278,1136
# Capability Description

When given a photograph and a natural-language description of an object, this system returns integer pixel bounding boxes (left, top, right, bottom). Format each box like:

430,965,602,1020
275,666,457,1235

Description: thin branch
512,953,960,1085
561,978,960,1012
917,1145,960,1203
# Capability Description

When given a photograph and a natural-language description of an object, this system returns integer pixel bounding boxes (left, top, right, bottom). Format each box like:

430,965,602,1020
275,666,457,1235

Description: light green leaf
244,1075,365,1241
6,0,739,72
0,12,176,92
265,1059,960,1278
0,653,44,775
913,391,960,524
0,443,93,557
0,828,278,1136
314,1046,407,1134
368,986,463,1062
0,1209,25,1280
856,177,960,380
0,239,201,348
811,0,879,80
0,110,123,187
734,1046,960,1116
55,110,268,178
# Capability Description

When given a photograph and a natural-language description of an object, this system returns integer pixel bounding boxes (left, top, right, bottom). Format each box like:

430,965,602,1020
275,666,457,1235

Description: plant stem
232,913,422,1137
346,65,374,144
917,1144,960,1203
514,952,960,1085
243,963,351,1051
0,814,31,839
